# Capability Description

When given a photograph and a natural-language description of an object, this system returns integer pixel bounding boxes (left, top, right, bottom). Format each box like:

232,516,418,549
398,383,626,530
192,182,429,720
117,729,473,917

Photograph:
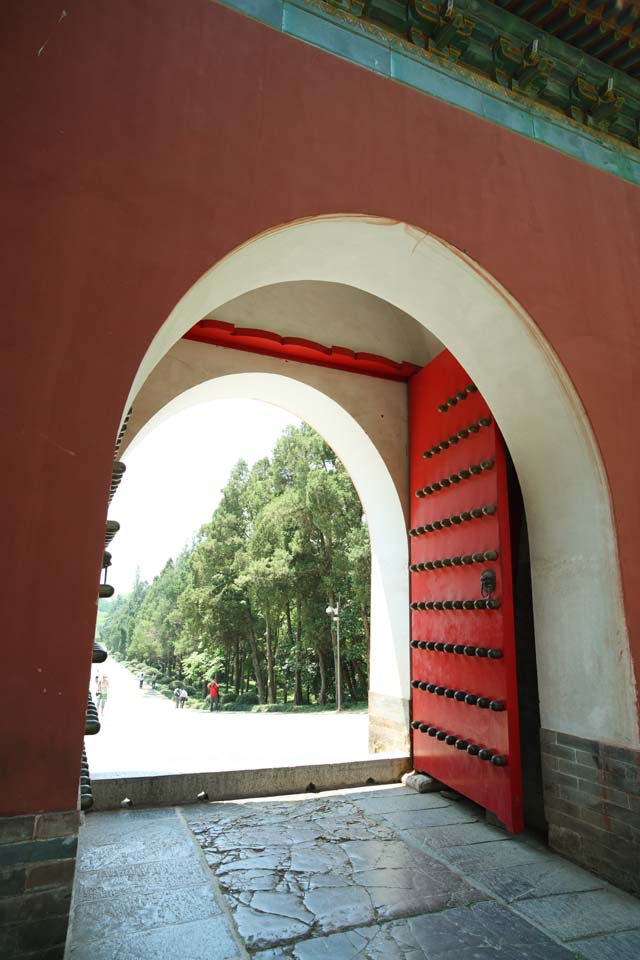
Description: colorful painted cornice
323,0,640,147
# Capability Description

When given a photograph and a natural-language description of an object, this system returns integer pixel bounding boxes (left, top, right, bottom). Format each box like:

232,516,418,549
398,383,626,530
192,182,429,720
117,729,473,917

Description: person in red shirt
208,679,219,712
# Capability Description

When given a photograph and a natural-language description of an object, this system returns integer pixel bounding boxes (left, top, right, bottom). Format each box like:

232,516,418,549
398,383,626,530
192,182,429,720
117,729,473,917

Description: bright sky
107,400,301,594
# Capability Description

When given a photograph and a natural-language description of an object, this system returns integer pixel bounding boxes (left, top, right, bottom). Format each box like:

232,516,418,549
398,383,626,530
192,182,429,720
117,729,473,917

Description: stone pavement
67,784,640,959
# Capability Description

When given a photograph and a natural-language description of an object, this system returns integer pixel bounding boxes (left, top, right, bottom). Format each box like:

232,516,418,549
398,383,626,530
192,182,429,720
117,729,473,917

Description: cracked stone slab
288,900,577,959
234,902,311,949
570,930,640,960
303,883,375,932
359,862,487,921
310,815,395,842
253,950,292,960
218,850,290,873
188,791,637,959
289,841,351,874
512,888,640,940
221,868,282,893
342,839,422,872
251,891,315,925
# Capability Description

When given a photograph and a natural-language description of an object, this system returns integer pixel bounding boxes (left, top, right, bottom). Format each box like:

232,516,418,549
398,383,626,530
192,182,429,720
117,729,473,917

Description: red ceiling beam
183,319,420,382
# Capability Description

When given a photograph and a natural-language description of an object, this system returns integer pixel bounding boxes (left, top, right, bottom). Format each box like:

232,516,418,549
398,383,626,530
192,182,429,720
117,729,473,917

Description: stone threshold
90,755,411,810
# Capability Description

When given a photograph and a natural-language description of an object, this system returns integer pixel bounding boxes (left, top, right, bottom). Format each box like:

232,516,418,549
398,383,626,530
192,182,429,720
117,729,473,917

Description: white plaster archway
128,372,410,751
128,215,637,748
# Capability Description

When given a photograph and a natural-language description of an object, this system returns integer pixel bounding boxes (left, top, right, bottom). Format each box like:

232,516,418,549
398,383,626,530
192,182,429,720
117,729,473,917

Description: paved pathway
68,784,640,959
87,656,372,778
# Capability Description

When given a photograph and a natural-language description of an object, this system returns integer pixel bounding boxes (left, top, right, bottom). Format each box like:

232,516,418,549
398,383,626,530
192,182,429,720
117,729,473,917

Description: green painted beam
213,0,640,186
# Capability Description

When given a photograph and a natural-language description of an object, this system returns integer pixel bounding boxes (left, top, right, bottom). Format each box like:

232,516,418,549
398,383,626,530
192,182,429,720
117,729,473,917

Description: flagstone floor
67,784,640,959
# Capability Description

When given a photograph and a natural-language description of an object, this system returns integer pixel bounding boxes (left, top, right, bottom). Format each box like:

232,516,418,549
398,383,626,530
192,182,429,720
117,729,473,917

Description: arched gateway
116,215,635,831
4,1,640,950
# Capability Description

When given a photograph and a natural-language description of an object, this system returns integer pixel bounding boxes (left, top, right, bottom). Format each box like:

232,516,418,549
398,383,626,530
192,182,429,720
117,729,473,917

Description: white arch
129,372,410,744
129,215,637,747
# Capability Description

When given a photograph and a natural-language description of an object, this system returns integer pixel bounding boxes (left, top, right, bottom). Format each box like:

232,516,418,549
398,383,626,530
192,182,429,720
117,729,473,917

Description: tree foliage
99,425,371,704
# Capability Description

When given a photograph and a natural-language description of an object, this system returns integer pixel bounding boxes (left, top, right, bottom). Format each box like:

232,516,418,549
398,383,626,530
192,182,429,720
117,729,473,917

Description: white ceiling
208,280,444,367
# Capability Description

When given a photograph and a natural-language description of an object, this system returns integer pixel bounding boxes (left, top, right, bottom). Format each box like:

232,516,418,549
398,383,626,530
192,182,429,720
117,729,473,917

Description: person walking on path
138,671,145,689
150,672,157,689
178,687,189,709
207,679,220,712
173,685,181,708
96,675,109,715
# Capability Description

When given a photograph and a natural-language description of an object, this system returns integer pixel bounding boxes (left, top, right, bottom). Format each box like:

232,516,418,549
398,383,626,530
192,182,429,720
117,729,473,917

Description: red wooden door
409,350,523,832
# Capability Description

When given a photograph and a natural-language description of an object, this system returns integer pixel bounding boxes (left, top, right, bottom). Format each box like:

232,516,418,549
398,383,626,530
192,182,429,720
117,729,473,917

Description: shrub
221,692,237,705
236,692,259,705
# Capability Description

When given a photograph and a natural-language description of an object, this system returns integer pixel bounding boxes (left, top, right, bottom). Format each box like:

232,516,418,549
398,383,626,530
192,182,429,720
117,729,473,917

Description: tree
97,423,372,706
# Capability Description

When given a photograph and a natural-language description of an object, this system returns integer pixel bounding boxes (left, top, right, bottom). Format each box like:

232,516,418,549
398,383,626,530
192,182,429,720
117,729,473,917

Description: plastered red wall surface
1,0,639,814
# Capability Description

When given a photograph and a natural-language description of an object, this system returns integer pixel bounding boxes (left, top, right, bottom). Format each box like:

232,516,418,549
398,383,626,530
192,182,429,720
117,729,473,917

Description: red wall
1,0,639,814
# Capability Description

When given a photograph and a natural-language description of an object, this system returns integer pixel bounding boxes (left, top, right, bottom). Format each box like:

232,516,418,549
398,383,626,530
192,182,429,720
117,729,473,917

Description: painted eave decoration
319,0,640,149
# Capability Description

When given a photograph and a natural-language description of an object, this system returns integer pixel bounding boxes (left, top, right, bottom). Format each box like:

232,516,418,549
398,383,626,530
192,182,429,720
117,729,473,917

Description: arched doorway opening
119,372,410,755
114,214,634,828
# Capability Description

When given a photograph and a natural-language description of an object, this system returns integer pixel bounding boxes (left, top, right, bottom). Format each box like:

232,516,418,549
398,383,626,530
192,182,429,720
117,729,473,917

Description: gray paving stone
290,901,577,959
474,857,607,903
571,929,640,960
353,793,452,815
77,831,195,870
347,787,416,801
361,861,487,920
71,883,221,944
81,809,179,844
513,888,640,941
293,926,379,960
69,916,242,960
384,804,479,831
75,856,205,899
415,820,510,849
443,838,553,869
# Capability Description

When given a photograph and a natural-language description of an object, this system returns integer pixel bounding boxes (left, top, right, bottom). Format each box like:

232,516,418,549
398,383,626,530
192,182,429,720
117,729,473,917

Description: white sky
107,400,301,594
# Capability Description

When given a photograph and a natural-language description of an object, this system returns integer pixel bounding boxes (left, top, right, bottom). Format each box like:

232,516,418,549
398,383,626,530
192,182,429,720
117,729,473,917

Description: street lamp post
325,597,341,712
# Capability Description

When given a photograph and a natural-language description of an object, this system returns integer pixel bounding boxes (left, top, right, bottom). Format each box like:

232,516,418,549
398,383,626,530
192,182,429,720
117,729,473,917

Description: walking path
67,784,640,959
88,656,372,778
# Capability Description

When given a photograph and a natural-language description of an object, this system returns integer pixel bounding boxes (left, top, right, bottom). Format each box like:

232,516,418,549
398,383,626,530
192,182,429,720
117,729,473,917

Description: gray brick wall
541,728,640,896
0,811,79,960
